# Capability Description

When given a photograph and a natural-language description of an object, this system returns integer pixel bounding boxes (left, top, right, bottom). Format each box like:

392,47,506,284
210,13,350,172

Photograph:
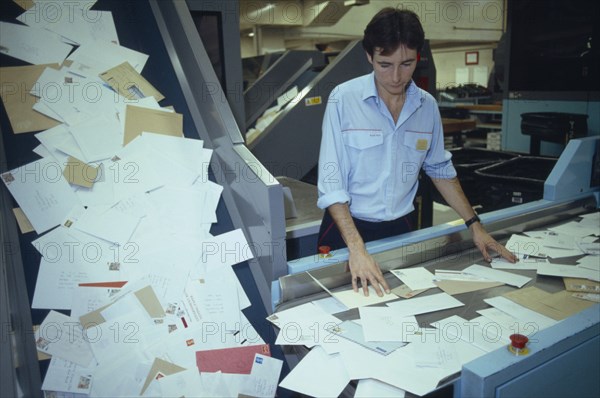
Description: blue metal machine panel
460,305,600,398
545,136,599,202
496,337,599,398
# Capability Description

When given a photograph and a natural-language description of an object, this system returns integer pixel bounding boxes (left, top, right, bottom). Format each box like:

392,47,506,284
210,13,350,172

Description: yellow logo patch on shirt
416,138,428,150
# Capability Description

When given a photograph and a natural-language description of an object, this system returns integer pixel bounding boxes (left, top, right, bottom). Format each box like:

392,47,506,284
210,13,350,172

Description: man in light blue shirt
317,8,517,297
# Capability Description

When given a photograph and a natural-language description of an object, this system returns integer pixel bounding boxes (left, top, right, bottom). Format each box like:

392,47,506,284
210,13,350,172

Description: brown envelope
503,286,595,320
563,277,600,293
63,157,99,188
542,290,596,318
0,64,61,133
100,61,164,102
503,286,561,319
79,303,111,330
13,0,34,10
13,207,34,234
123,105,183,145
135,285,166,319
435,280,503,296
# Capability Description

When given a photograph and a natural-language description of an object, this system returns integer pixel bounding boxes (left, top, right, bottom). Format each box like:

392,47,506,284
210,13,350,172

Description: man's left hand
470,222,518,263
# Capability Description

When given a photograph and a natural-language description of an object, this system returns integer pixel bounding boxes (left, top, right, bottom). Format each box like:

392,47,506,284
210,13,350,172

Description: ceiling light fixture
344,0,369,6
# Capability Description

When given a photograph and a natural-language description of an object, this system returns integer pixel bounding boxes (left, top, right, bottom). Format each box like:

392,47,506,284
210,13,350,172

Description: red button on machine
318,245,332,258
508,334,530,355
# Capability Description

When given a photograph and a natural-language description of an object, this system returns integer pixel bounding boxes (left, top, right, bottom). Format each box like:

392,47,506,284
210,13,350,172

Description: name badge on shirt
416,138,428,150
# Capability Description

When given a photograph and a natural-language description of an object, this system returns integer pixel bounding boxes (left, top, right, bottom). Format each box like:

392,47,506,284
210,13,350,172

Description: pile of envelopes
268,212,599,397
1,1,283,397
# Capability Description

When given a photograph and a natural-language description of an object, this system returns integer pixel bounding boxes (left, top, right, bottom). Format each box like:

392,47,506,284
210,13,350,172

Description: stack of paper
1,2,284,397
506,220,599,260
500,218,600,282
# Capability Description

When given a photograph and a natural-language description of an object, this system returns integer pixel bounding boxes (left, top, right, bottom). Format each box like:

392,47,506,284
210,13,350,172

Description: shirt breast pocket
343,130,384,150
403,131,432,152
342,130,383,182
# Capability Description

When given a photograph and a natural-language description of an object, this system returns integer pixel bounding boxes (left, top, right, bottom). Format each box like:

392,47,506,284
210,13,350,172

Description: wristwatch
464,214,481,228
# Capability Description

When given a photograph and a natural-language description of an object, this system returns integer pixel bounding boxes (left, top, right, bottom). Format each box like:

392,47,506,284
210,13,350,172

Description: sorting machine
272,135,600,397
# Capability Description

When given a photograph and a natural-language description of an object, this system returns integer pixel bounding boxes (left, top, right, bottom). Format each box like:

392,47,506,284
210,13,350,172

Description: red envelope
196,344,271,374
78,281,128,288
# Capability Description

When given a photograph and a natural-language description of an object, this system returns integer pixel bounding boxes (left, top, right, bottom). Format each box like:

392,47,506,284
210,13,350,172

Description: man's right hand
325,203,391,297
347,249,391,297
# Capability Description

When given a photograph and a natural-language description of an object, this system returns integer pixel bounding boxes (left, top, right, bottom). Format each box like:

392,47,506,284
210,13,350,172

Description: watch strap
465,214,481,228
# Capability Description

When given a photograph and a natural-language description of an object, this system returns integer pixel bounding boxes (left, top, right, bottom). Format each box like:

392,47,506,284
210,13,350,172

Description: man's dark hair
362,8,425,56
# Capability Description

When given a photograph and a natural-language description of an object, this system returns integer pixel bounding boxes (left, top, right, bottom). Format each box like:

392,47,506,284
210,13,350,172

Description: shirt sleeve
317,90,351,209
422,97,457,180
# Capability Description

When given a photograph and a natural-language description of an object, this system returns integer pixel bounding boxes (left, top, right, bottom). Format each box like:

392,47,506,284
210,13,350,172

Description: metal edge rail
0,126,42,396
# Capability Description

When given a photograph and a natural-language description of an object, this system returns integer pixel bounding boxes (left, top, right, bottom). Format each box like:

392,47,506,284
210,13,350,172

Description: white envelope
0,21,72,65
1,157,83,234
391,267,437,290
70,205,141,246
279,346,350,397
32,256,123,311
42,356,96,395
35,311,95,368
386,292,464,317
67,40,149,78
463,264,531,288
69,114,123,163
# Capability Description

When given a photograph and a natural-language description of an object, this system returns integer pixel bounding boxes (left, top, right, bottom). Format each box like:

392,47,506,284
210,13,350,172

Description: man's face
367,45,418,97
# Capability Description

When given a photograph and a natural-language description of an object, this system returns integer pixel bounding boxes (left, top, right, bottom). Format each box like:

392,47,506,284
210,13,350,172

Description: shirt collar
362,72,379,101
362,73,425,107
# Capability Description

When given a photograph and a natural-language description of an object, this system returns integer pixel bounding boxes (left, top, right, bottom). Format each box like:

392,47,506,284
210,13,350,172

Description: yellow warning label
305,96,322,106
